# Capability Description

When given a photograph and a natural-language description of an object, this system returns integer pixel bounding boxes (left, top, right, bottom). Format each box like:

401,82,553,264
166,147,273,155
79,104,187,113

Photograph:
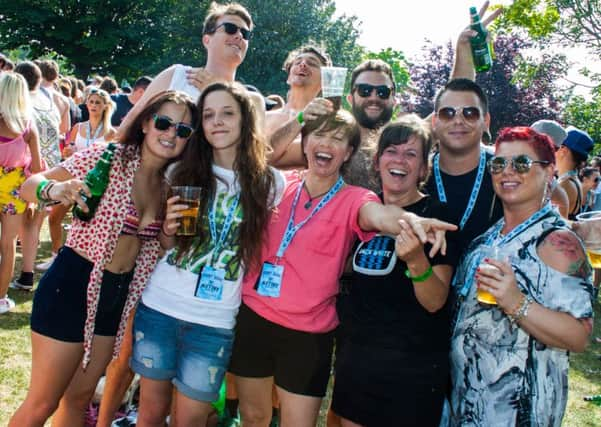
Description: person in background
99,77,119,95
0,72,42,313
590,156,601,211
556,127,594,220
9,91,198,427
579,166,600,212
36,59,71,138
110,76,153,128
266,94,285,111
530,119,570,218
449,127,592,427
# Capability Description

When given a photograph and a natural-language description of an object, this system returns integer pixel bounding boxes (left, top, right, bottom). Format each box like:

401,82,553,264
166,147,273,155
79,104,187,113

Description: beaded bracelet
507,295,533,324
405,265,433,282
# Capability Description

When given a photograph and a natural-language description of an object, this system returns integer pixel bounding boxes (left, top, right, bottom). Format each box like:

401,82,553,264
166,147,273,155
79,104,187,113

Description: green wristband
405,265,433,282
36,179,50,201
297,111,304,125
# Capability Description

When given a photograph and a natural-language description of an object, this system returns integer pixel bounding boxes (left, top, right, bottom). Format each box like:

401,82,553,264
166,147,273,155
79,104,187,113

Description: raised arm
451,1,503,80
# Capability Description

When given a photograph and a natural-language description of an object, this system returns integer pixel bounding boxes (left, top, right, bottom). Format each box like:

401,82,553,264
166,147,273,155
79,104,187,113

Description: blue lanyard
433,150,486,230
455,203,553,297
86,122,103,147
208,192,240,266
276,176,345,259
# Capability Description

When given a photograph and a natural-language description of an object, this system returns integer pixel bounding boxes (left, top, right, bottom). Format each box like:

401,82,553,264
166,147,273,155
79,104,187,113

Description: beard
352,101,393,130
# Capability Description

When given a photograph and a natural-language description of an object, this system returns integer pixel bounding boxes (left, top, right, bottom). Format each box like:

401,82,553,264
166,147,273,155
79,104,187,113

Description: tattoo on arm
544,232,592,278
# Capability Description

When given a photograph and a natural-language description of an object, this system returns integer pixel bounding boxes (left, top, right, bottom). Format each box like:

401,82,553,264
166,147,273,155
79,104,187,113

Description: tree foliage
0,0,363,95
404,33,567,139
363,48,411,93
563,89,601,155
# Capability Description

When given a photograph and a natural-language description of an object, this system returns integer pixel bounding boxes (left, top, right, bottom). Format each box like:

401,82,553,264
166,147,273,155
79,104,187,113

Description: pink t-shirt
242,172,378,333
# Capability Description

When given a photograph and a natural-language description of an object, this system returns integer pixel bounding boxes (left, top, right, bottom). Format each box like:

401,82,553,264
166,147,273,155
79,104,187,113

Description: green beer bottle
584,394,601,406
469,6,493,73
73,143,116,222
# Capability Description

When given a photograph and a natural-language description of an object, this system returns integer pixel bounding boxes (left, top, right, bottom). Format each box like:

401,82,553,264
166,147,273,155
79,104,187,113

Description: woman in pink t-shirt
229,110,456,427
0,72,42,314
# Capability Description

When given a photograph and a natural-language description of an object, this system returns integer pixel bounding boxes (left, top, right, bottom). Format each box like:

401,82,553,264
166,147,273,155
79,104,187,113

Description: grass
1,226,600,426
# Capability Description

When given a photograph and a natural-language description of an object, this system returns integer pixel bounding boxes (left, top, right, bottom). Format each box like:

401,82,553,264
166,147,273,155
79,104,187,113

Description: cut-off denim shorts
130,302,234,402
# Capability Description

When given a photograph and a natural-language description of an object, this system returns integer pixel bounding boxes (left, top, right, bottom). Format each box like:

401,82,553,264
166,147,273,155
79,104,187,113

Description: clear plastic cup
476,245,509,305
320,66,347,110
576,210,601,268
171,186,202,236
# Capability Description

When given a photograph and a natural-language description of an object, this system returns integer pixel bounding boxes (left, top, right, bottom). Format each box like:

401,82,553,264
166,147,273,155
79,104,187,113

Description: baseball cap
562,127,594,158
531,120,566,149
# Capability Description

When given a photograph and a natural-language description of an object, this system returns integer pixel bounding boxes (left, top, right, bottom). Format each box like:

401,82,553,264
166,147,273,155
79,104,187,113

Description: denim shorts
31,246,133,342
130,303,234,402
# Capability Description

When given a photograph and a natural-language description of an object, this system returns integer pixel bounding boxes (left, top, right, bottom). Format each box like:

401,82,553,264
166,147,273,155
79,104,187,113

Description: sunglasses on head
436,106,481,122
153,114,194,139
487,154,550,175
213,22,252,40
353,83,393,100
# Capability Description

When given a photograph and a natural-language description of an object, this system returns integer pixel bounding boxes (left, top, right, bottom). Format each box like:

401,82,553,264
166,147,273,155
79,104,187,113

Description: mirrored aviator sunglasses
215,22,252,40
354,83,392,100
153,114,194,139
487,154,550,174
437,106,481,122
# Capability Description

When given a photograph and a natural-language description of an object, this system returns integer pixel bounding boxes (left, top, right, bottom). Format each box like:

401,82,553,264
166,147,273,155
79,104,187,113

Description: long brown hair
170,82,275,269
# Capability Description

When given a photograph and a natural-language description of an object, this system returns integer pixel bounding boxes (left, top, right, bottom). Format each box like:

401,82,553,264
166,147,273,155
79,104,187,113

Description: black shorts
331,341,448,427
229,304,335,397
31,246,134,342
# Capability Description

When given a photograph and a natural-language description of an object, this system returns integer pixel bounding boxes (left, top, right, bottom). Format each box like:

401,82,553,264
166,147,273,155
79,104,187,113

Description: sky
333,0,600,92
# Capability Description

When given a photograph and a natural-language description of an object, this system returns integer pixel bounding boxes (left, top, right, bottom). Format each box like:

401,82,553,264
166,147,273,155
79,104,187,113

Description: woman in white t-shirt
131,82,284,425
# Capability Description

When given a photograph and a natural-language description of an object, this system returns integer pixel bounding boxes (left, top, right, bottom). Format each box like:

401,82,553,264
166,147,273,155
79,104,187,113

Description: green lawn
1,228,601,425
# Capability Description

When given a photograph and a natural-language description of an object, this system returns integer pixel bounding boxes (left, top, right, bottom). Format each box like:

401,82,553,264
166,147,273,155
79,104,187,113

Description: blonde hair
86,88,115,134
0,72,31,134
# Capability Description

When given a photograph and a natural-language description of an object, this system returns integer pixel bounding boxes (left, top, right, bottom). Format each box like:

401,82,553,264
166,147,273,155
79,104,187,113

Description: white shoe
0,297,16,314
36,253,57,271
9,279,34,292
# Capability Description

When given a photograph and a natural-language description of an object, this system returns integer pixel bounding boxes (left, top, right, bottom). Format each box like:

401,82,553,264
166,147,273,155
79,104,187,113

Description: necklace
303,182,330,209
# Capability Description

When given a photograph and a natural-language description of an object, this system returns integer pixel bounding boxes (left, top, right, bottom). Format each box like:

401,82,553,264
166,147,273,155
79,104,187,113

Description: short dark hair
282,44,331,75
37,59,59,82
580,166,598,180
14,61,42,91
99,77,118,93
202,2,253,35
3,58,14,71
350,59,395,92
133,76,153,90
0,54,6,68
434,78,489,113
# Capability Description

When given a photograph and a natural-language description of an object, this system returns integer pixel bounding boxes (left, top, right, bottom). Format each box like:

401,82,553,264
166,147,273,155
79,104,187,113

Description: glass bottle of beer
73,143,116,222
584,395,601,406
469,6,493,73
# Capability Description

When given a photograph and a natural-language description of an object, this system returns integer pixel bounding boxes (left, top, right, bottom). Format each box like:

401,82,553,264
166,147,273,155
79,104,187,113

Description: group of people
1,1,598,427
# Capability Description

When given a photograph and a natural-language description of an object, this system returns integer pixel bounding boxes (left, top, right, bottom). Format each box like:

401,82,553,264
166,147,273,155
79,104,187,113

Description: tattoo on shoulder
544,231,592,278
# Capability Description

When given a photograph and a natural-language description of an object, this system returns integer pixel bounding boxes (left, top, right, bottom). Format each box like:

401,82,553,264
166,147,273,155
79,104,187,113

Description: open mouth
314,152,333,166
388,168,408,177
500,181,519,189
159,139,175,149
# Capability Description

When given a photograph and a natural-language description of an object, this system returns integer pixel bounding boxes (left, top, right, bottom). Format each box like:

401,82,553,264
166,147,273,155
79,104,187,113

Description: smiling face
202,89,242,168
492,140,553,210
432,90,489,156
142,101,192,161
303,126,353,180
348,70,395,130
377,135,426,197
203,14,250,65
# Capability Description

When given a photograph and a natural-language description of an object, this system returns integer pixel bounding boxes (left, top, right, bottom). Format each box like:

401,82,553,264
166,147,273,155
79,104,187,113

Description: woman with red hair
448,126,593,427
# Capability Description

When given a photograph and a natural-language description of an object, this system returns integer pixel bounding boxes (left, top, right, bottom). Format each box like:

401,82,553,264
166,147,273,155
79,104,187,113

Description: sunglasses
436,106,481,122
213,22,252,40
353,83,393,100
488,154,550,175
153,114,194,139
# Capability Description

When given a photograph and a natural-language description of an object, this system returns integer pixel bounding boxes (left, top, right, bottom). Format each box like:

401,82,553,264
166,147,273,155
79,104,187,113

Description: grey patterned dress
33,88,61,169
449,207,593,427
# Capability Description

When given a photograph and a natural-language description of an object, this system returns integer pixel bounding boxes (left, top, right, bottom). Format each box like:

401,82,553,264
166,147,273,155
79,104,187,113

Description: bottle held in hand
73,143,116,222
469,6,493,73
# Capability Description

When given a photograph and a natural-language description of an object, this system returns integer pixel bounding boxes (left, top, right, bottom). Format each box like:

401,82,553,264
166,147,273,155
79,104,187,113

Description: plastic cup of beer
171,186,201,236
320,66,347,110
576,210,601,268
476,245,508,305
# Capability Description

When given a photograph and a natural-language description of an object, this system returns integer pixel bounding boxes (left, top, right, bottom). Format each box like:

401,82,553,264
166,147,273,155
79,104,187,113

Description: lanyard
208,192,240,266
433,150,486,230
276,176,344,259
86,122,103,147
455,203,553,297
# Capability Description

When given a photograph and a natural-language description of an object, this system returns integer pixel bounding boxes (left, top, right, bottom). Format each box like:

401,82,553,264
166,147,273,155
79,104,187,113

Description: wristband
297,111,305,126
36,179,51,201
405,265,433,282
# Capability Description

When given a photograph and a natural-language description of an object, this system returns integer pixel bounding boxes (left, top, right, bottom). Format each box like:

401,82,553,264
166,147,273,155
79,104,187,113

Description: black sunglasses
488,154,550,175
153,114,194,139
213,22,252,40
353,83,393,100
436,106,482,122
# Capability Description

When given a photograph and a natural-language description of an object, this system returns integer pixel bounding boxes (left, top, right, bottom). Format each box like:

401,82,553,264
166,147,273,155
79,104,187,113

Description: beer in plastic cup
576,210,601,268
476,245,508,305
320,66,347,110
171,186,201,236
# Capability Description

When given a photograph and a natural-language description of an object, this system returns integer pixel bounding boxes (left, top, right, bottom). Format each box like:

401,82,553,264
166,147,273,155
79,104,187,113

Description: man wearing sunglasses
267,44,333,169
119,2,265,135
426,78,504,250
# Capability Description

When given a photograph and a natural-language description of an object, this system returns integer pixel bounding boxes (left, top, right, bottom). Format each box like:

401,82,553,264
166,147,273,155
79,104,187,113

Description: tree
405,33,567,139
363,48,411,93
563,89,601,155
